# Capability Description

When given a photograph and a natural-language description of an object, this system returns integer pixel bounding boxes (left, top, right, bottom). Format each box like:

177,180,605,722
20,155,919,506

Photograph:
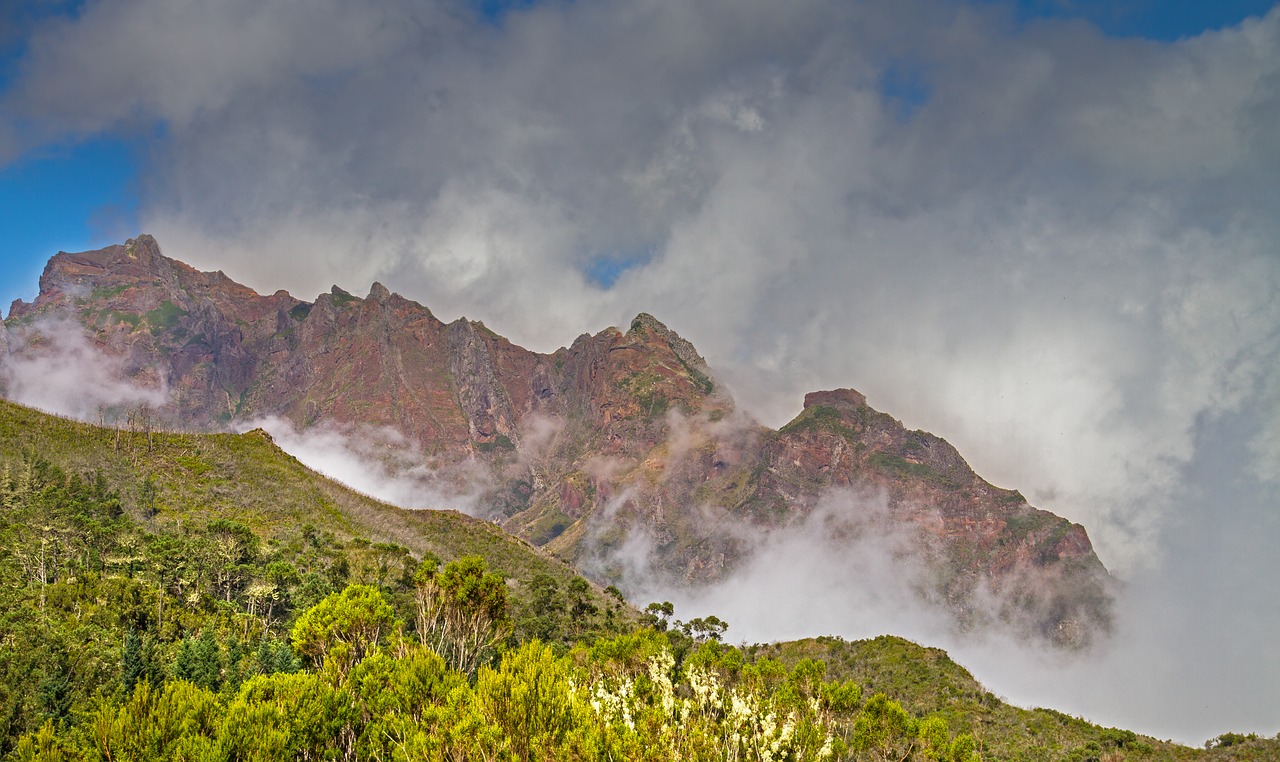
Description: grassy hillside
754,636,1280,760
0,398,617,605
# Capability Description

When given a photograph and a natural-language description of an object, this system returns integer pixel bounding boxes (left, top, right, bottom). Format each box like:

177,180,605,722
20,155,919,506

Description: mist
650,467,1280,746
248,415,493,515
2,0,1278,745
0,317,168,420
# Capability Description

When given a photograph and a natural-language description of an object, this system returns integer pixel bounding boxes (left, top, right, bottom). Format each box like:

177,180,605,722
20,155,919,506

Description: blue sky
1,0,1275,313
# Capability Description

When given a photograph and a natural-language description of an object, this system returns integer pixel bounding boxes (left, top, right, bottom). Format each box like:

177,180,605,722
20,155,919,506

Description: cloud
629,488,954,646
3,0,1279,743
657,478,1279,746
247,415,494,515
0,317,168,419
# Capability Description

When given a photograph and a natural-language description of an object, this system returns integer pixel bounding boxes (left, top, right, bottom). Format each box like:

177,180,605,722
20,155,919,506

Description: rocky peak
366,282,391,302
627,312,708,371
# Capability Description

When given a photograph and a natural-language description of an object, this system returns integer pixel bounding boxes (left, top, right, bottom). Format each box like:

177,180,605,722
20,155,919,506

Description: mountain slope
3,235,1112,646
0,398,621,620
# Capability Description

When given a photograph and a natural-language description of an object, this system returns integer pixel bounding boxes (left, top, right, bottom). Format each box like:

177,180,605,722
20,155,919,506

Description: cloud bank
2,0,1278,744
0,317,168,419
248,416,493,515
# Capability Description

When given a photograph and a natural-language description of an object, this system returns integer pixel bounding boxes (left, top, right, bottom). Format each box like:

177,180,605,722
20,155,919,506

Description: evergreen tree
173,636,197,683
121,629,144,693
254,636,275,677
224,636,244,694
37,647,72,729
192,630,222,692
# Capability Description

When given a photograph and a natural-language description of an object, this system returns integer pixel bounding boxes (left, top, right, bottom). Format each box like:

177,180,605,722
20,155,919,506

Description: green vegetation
288,302,313,322
675,352,715,395
86,285,130,302
0,399,1275,760
143,301,187,334
868,452,953,487
779,405,861,439
8,585,986,762
330,290,361,308
618,371,671,420
0,399,636,754
751,636,1280,761
476,434,517,453
105,310,142,330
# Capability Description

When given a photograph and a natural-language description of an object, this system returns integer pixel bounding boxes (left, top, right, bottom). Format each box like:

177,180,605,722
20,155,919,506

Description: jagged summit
0,236,1115,647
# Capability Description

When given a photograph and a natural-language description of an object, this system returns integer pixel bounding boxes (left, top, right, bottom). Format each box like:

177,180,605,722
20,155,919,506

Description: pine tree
192,630,222,692
173,636,197,683
37,648,72,729
224,636,244,693
121,630,144,693
254,636,275,677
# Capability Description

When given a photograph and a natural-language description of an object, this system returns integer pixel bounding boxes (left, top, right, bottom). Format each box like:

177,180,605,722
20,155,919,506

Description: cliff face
3,236,1114,646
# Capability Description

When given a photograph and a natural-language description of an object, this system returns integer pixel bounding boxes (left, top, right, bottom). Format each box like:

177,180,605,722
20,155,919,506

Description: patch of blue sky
0,136,140,316
0,0,85,92
880,61,932,123
471,0,537,26
582,249,655,289
1011,0,1278,41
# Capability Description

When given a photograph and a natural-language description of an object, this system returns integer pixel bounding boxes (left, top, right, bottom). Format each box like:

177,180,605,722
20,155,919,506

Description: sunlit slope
0,398,606,605
755,636,1279,761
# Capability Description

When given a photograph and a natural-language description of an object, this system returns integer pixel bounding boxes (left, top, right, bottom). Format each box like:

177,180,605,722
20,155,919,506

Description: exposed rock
2,236,1116,647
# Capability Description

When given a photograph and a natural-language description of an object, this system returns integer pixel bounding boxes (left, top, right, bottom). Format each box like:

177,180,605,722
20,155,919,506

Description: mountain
2,235,1113,646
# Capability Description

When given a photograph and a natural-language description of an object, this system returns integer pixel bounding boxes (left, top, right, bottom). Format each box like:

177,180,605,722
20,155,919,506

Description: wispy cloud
247,415,494,515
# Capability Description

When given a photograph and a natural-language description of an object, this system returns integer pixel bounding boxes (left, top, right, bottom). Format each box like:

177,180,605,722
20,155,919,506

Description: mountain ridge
2,235,1114,647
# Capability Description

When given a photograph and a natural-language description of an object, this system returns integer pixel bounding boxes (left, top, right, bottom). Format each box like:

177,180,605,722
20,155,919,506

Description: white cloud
247,415,494,515
0,317,169,420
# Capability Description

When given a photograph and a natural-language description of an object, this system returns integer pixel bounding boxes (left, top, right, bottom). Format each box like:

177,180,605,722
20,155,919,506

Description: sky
1,0,1278,744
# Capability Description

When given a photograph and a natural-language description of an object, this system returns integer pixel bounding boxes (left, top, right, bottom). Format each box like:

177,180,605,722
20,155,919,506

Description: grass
752,635,1271,761
144,300,187,334
0,399,620,615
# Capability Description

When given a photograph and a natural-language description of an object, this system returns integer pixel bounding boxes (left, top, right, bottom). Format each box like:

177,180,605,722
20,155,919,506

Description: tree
121,630,144,694
641,600,675,632
205,519,258,603
950,733,980,762
414,556,510,676
853,693,919,762
919,715,952,761
37,647,72,729
474,642,578,762
291,585,397,679
518,573,563,642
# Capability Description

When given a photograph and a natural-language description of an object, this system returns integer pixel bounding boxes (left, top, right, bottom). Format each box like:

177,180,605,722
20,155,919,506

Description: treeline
4,447,1275,761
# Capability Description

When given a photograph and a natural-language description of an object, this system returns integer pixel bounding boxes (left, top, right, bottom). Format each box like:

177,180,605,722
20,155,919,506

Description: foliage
414,555,511,677
0,400,1275,761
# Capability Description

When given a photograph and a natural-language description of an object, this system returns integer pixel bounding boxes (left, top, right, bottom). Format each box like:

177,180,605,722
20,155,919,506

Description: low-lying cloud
248,416,493,515
654,476,1279,745
0,317,168,420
